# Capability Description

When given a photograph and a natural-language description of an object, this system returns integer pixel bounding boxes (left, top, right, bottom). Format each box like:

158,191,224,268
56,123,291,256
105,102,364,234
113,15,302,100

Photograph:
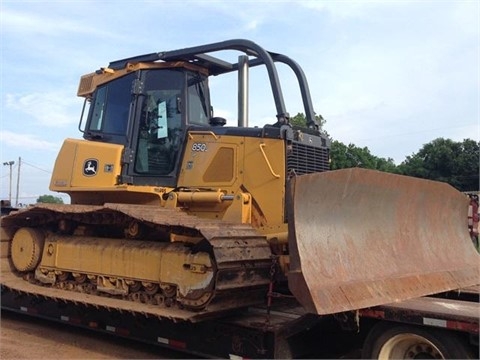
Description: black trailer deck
1,285,478,359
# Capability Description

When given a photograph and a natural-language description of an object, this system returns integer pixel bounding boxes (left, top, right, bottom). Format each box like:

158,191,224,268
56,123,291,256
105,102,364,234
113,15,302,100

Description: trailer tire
361,321,473,359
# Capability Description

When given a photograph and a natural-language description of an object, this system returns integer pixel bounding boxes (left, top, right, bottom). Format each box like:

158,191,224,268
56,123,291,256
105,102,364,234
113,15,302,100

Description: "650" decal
192,143,207,152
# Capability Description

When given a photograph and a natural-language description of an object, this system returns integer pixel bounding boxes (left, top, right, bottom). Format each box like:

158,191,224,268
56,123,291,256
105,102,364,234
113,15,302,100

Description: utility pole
3,160,15,203
15,157,21,206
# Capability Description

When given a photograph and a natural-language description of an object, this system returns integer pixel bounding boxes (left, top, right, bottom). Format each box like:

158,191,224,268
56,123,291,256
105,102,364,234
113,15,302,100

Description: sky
1,0,479,205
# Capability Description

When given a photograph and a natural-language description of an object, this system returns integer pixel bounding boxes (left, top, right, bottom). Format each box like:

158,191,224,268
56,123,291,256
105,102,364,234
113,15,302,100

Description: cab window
87,73,135,136
187,73,210,126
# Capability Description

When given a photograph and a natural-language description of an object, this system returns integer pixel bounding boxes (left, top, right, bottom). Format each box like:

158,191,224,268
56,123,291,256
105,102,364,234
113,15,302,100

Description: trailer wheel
361,322,473,359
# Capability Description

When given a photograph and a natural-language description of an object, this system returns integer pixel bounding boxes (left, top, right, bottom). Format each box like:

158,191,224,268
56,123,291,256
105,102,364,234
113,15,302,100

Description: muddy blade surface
288,168,480,315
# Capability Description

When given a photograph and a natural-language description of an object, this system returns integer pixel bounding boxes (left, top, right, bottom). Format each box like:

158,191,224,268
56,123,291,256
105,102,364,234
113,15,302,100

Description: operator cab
78,39,329,189
81,65,211,187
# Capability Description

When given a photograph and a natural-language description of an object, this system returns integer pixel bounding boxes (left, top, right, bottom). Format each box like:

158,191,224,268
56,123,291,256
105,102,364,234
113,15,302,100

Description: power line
21,160,52,174
2,160,51,174
0,158,57,206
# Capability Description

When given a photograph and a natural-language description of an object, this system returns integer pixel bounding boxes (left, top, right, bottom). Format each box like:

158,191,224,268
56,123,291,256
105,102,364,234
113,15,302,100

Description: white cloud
0,0,477,197
298,0,392,19
245,19,261,31
5,92,81,127
2,7,119,39
452,1,480,37
303,1,479,161
0,130,60,151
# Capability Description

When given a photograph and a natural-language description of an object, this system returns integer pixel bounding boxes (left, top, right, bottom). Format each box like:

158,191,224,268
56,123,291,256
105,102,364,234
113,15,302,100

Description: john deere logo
83,159,98,176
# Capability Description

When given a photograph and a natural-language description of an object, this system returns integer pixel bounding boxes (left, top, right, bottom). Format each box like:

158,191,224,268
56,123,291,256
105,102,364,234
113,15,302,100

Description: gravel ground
0,311,191,359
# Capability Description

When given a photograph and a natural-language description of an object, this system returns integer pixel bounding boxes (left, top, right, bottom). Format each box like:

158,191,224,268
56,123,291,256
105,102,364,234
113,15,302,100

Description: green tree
289,113,396,172
290,112,326,129
36,194,64,204
397,138,479,191
330,140,397,172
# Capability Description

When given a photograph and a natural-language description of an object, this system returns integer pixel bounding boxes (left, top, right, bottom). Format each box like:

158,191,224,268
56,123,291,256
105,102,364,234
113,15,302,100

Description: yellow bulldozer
1,39,478,321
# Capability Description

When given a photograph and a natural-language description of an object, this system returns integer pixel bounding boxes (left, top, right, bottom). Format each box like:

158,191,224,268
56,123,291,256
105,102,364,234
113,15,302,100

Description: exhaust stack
238,55,249,127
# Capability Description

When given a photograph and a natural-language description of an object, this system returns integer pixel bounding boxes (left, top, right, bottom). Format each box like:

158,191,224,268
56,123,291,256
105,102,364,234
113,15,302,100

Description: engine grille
287,141,330,176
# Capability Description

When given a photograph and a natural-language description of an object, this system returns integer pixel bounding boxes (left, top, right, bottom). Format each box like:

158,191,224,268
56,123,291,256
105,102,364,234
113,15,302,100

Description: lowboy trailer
1,285,478,359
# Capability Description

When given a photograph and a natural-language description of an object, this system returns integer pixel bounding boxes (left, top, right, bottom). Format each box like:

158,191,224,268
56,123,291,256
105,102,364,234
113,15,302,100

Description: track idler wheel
11,227,45,272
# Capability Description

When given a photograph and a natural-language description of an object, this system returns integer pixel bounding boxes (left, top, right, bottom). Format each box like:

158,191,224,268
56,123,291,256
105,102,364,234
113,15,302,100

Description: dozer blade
287,168,480,315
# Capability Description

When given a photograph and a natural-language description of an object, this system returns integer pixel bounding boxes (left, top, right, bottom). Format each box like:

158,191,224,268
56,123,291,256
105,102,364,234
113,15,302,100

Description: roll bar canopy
107,39,319,130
